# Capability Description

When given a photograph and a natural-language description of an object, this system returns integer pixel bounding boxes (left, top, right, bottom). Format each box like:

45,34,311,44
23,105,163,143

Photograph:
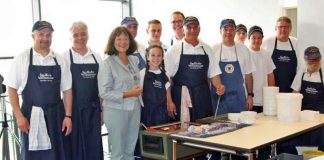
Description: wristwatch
248,93,254,97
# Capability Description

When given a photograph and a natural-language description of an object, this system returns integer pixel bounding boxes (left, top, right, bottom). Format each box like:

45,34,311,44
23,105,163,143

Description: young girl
140,45,173,127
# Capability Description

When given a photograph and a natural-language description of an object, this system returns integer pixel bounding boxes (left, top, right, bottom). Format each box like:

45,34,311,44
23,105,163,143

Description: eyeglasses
171,20,183,24
277,25,290,29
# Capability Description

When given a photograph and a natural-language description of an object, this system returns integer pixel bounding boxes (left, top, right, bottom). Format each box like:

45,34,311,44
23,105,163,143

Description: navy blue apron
211,45,246,115
300,69,324,150
69,50,103,160
272,38,297,92
300,69,324,112
171,42,211,121
132,50,146,70
20,48,71,160
141,70,169,127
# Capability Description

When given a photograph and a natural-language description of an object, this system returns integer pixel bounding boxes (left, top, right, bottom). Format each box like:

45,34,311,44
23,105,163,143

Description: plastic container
276,93,303,122
263,86,279,116
239,111,257,124
228,113,240,121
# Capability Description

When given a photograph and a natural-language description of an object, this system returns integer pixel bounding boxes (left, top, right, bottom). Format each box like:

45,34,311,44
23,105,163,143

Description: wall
132,0,282,46
298,0,324,60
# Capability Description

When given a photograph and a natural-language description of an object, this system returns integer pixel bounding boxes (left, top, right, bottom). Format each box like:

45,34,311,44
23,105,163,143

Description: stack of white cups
263,86,279,116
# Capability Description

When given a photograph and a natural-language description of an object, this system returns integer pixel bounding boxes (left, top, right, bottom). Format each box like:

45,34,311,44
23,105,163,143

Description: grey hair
69,21,88,33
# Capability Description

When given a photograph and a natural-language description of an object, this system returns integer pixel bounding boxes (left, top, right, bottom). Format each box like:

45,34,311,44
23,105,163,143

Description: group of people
4,10,324,160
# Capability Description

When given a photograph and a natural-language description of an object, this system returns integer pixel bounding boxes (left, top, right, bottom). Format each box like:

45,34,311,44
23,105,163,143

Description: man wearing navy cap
292,46,324,113
6,20,72,160
121,16,146,70
235,24,248,44
165,16,225,122
212,19,255,115
291,46,324,151
248,25,276,113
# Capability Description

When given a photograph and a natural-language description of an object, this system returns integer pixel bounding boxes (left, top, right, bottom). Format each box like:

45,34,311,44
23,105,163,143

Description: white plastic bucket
276,93,303,122
263,87,279,116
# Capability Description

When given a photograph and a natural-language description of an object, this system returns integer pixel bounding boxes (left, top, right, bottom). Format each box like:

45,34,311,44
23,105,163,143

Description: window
0,0,33,78
41,0,122,57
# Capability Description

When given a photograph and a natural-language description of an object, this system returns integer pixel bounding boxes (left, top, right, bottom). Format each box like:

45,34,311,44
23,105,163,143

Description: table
170,114,324,160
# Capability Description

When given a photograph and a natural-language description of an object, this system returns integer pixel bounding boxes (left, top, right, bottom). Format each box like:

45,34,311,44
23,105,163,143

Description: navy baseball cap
305,46,321,60
220,19,236,29
121,16,138,26
248,25,263,39
32,21,54,31
183,16,200,26
236,24,247,32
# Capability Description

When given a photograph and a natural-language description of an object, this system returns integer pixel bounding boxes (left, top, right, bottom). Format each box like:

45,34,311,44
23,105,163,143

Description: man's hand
246,96,253,110
216,84,225,96
16,115,30,134
62,117,72,136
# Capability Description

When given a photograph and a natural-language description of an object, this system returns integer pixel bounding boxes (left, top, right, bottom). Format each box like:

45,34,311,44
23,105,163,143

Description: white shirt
262,36,303,69
291,68,324,91
5,48,72,92
249,48,276,106
165,39,221,78
63,48,102,66
212,42,256,77
136,41,146,60
170,35,182,46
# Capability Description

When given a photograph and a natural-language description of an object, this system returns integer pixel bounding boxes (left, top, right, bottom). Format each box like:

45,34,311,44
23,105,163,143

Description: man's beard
307,62,321,73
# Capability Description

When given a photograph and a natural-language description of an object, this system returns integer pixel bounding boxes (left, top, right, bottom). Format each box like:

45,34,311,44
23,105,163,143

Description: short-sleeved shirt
170,35,182,46
262,36,303,69
5,48,72,92
291,68,324,91
165,39,221,78
63,48,102,65
212,42,256,78
249,48,276,106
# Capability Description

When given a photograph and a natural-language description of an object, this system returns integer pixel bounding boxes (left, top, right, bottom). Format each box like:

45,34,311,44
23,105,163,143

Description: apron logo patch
81,70,96,79
278,56,291,62
224,64,234,73
188,62,204,70
38,73,54,82
153,80,162,88
305,87,318,95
